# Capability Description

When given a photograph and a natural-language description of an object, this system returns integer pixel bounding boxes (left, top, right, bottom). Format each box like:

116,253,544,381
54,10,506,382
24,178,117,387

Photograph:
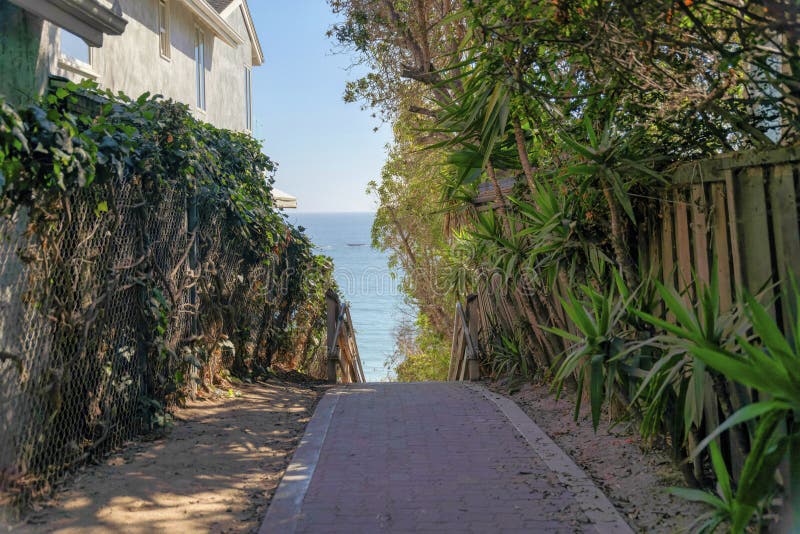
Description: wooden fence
654,146,800,327
456,146,800,481
465,145,800,355
447,296,482,381
646,147,800,479
325,291,366,384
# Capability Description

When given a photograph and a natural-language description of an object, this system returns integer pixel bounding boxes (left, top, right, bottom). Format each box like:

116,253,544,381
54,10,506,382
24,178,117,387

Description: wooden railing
448,295,483,381
325,291,366,384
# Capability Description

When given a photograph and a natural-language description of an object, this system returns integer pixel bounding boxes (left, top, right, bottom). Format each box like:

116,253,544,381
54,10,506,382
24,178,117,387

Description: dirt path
14,379,322,534
490,380,707,533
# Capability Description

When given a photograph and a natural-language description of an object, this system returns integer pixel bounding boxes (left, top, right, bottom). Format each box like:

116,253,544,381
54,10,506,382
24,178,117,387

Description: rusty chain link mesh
0,170,327,519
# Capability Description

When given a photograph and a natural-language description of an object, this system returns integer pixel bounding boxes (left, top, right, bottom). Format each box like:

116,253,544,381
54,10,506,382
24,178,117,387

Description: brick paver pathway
262,383,630,534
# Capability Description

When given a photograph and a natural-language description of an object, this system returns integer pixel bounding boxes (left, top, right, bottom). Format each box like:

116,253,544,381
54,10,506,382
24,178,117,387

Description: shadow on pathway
14,381,320,534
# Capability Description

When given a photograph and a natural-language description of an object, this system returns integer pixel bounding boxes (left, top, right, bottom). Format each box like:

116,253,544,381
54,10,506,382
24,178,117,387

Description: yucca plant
545,272,643,431
668,442,739,533
468,208,530,287
557,99,668,287
509,184,611,288
666,368,791,533
442,228,486,299
489,328,533,380
684,285,800,532
631,267,751,459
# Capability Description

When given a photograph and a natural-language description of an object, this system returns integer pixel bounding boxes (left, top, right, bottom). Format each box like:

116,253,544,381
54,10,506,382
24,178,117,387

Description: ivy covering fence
0,83,334,517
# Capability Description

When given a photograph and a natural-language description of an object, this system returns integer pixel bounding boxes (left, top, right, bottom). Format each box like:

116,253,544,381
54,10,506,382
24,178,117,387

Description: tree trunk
486,160,513,237
487,160,510,212
513,286,555,369
601,183,638,287
512,115,537,193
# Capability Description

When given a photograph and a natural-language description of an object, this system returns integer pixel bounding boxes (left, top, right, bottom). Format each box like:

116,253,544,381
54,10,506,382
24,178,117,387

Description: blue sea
288,212,408,381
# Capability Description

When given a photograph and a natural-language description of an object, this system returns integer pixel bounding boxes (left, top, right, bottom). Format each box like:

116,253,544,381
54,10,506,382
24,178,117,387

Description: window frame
57,28,98,80
195,27,206,112
244,65,252,131
158,0,171,60
59,28,92,66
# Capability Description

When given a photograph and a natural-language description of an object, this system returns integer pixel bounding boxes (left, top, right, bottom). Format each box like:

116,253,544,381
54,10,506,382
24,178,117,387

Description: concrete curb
258,389,340,534
468,383,635,534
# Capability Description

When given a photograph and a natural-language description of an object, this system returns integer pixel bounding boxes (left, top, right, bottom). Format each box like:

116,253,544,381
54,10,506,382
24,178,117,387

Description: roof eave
219,0,263,66
181,0,244,47
10,0,128,46
272,187,297,209
240,0,263,66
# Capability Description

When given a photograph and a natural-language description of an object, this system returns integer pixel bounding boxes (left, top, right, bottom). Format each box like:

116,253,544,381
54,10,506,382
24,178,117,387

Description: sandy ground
490,380,707,533
9,379,322,534
4,375,708,533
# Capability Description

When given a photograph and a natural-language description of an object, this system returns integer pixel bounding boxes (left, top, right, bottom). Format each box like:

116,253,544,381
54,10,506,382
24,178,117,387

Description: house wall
52,0,252,132
0,0,56,107
209,5,251,131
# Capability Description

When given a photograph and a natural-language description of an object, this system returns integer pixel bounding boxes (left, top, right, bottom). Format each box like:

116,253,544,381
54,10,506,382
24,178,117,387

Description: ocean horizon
288,211,409,381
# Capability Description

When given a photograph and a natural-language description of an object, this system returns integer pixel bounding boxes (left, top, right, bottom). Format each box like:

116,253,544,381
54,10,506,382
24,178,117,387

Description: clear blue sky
248,1,391,212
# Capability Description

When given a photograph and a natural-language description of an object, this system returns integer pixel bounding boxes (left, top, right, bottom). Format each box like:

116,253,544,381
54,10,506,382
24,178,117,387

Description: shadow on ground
13,381,321,534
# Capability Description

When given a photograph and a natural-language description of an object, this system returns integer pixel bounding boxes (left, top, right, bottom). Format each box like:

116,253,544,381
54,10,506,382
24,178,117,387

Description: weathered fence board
674,190,694,302
448,298,481,382
710,182,733,311
690,184,711,287
724,172,745,293
737,166,773,305
325,292,365,384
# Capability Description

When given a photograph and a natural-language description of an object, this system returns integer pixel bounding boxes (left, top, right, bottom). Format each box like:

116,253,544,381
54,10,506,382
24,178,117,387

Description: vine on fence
0,82,335,516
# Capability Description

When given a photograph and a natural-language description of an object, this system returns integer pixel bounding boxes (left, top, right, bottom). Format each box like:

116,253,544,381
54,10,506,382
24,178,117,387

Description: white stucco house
0,0,297,206
51,0,262,132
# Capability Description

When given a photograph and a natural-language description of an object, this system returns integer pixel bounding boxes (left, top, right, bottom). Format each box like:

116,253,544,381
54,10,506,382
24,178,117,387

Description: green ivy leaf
94,200,109,216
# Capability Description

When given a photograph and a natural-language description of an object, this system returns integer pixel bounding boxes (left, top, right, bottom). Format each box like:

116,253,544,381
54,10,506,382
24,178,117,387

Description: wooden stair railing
325,291,366,384
448,294,482,381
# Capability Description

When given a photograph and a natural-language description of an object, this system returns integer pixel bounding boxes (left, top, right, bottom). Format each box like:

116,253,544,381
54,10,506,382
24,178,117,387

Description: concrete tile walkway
260,383,632,534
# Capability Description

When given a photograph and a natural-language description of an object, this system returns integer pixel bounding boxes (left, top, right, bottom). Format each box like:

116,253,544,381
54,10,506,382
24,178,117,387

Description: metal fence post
187,178,199,396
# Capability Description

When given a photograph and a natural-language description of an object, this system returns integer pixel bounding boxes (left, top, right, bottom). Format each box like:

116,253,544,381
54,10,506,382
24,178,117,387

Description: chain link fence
0,95,330,519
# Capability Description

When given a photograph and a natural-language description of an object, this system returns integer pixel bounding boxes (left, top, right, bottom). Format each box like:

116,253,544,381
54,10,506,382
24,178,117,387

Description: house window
158,0,170,59
244,66,252,130
60,29,91,65
195,28,205,111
